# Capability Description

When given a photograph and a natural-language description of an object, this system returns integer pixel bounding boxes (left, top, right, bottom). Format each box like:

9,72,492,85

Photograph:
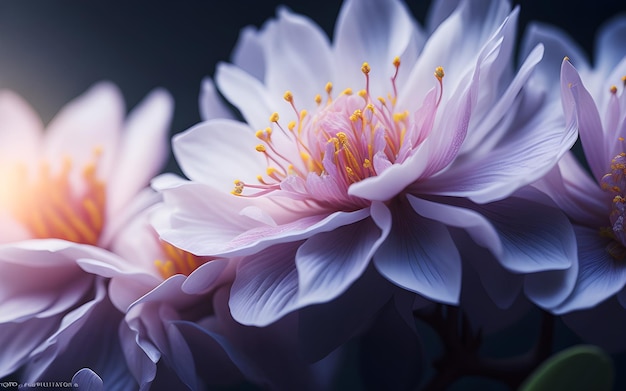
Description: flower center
600,81,626,260
0,149,106,245
154,240,208,279
232,58,444,207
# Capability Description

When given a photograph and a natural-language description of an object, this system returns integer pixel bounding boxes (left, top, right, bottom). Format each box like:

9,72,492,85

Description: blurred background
0,0,623,174
0,1,624,390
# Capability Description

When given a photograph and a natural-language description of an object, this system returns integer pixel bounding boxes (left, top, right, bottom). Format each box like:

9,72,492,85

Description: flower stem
415,305,554,390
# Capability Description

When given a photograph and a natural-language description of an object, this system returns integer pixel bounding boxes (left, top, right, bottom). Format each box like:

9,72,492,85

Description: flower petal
334,0,423,97
552,226,626,314
172,119,264,190
595,16,626,75
373,198,461,304
0,90,43,161
107,88,173,217
295,215,387,307
229,242,300,326
72,368,103,391
44,82,124,177
199,77,236,122
261,7,333,106
215,62,275,131
561,59,607,181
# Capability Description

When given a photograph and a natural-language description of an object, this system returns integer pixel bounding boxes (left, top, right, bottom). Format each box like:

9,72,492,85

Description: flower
532,16,626,314
79,201,341,389
0,82,173,386
155,0,577,328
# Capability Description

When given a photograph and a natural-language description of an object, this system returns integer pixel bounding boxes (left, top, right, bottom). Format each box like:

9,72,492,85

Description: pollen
610,85,618,94
269,112,280,122
283,90,294,102
255,144,267,152
393,56,401,68
361,62,371,74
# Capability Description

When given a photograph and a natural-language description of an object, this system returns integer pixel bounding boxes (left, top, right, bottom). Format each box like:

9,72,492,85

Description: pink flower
155,0,577,327
0,82,173,386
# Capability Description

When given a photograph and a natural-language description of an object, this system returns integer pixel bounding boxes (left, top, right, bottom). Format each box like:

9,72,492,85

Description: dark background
0,0,623,174
0,1,624,390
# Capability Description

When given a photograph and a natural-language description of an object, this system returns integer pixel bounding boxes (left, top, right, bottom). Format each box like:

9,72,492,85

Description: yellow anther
256,175,264,182
361,62,371,74
255,130,265,139
377,97,386,105
622,76,626,86
610,85,618,94
287,121,296,131
342,88,353,96
434,66,445,80
299,110,308,122
564,56,570,62
283,90,293,102
300,152,310,161
363,159,372,168
358,89,367,98
393,56,401,67
256,144,266,152
315,94,322,105
349,109,363,122
393,111,409,122
366,104,375,113
325,82,333,94
336,132,348,144
270,112,279,122
619,137,624,142
267,167,278,176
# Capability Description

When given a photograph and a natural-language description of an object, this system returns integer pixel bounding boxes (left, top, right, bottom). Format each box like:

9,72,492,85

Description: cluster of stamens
154,240,208,279
232,57,445,205
1,148,106,245
599,77,626,260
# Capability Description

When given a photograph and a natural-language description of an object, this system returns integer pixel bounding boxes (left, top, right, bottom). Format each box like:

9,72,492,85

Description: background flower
0,84,173,387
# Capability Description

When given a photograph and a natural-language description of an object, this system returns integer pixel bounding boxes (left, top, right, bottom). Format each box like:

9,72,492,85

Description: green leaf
519,345,613,391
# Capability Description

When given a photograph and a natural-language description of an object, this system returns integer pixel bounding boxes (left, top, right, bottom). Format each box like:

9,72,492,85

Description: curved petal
373,198,461,304
595,16,626,75
44,82,124,178
261,7,334,106
199,77,235,122
552,226,626,313
334,0,423,97
181,258,230,295
159,181,369,257
107,88,173,216
73,368,103,391
533,153,608,227
215,62,276,131
561,59,606,181
0,90,43,161
231,26,266,80
295,214,386,307
229,242,300,326
521,22,590,100
408,190,576,274
172,119,264,190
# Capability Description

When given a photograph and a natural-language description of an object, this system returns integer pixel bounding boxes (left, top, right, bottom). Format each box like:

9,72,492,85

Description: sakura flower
532,16,626,314
155,0,577,328
0,82,173,385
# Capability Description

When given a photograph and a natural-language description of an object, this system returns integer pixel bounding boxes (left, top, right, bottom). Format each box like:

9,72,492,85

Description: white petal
172,119,264,189
199,77,235,121
373,199,461,304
